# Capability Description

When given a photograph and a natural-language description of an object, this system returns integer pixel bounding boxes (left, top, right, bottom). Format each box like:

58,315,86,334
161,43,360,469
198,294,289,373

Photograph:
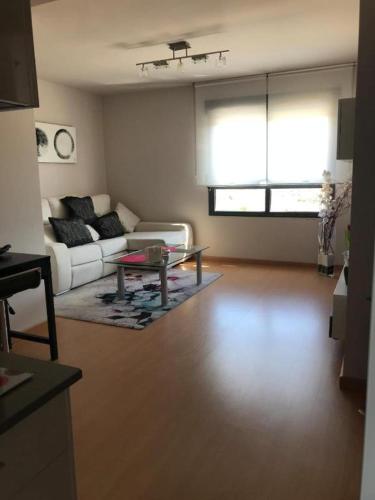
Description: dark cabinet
0,0,39,110
337,98,356,160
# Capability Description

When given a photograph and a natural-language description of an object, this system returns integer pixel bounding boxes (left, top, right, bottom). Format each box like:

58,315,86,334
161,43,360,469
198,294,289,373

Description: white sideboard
330,268,347,340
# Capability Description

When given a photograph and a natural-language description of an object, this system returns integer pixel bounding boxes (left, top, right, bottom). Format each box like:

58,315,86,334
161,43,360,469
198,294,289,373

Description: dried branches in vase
318,170,352,276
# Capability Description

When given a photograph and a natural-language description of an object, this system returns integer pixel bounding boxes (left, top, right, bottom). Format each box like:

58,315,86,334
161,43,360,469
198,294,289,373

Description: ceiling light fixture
139,64,150,78
191,54,208,64
216,52,227,68
153,60,169,70
136,41,229,76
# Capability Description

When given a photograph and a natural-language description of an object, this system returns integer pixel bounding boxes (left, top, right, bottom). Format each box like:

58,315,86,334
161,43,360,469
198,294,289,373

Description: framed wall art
35,122,77,163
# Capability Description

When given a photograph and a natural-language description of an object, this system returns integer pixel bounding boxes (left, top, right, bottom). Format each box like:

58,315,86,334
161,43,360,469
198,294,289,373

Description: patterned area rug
55,268,221,330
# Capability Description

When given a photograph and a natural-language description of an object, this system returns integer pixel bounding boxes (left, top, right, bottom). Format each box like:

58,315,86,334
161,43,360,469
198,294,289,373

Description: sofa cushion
44,224,57,244
41,199,52,225
94,236,128,257
125,231,187,250
47,194,110,220
49,217,93,248
92,212,124,239
92,194,111,216
61,196,97,224
71,260,103,289
115,202,140,233
69,242,102,267
48,197,70,219
86,225,100,241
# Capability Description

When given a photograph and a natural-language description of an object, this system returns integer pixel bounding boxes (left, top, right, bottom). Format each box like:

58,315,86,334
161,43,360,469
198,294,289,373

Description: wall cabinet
337,98,356,160
0,0,39,110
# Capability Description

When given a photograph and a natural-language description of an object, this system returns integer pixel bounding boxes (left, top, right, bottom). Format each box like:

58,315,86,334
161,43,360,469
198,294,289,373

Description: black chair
0,268,41,353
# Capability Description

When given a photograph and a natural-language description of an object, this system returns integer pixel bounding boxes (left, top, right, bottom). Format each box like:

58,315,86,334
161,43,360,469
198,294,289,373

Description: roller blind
195,66,354,187
195,76,267,186
267,66,354,184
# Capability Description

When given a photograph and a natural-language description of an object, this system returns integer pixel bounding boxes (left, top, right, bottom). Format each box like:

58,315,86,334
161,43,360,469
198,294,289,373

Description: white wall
0,110,46,329
103,86,348,263
0,80,107,330
35,79,107,198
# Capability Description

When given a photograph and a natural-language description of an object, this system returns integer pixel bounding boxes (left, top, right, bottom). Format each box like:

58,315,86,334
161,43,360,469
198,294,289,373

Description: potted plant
318,171,352,277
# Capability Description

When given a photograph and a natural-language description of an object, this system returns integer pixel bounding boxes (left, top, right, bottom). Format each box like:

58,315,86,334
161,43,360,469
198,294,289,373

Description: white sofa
42,194,193,295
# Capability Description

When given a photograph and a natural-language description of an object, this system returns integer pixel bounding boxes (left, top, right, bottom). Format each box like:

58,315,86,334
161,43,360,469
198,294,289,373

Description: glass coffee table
105,245,209,306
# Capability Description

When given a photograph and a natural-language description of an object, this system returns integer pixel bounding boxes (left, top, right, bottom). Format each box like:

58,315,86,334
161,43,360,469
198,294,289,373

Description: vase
318,252,334,277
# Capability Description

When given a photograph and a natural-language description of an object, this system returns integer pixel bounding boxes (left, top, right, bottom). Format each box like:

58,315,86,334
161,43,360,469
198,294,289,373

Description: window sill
209,211,319,218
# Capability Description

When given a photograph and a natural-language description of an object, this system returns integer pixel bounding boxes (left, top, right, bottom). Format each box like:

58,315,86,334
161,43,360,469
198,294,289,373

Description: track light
153,60,169,70
136,40,229,76
138,64,150,78
216,52,227,68
177,58,184,71
191,54,208,65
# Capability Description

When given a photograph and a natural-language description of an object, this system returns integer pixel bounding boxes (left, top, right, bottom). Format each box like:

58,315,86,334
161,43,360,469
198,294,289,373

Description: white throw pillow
86,224,100,241
115,202,140,233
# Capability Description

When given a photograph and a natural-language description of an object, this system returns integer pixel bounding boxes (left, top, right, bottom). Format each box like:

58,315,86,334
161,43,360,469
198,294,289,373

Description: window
209,185,322,217
195,67,354,217
214,188,266,213
270,187,321,213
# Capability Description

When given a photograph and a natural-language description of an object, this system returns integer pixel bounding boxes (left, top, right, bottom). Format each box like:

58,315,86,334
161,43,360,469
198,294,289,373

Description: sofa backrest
41,194,111,225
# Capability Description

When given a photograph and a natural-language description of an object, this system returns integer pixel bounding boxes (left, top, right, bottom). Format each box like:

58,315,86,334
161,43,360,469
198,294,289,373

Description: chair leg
5,301,12,350
0,300,10,353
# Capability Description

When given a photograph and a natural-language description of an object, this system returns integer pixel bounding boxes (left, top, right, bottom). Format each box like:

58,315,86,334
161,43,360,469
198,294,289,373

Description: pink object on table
119,254,147,263
162,246,177,252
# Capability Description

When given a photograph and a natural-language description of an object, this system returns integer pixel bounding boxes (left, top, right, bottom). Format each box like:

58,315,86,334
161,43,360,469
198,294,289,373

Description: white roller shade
268,66,354,184
195,66,355,186
195,76,267,186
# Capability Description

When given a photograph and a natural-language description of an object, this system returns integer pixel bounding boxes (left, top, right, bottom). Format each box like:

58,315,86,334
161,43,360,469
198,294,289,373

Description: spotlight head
216,52,227,68
153,60,169,70
191,54,208,64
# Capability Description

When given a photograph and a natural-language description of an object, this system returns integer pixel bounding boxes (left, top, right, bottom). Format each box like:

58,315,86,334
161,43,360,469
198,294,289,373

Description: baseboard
203,255,317,268
339,374,367,392
25,320,48,333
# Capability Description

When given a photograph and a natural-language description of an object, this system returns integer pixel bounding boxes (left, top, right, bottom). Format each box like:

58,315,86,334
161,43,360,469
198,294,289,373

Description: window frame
208,184,324,218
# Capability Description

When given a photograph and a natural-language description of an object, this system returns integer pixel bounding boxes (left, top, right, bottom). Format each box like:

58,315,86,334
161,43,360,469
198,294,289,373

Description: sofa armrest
134,222,193,247
45,243,72,295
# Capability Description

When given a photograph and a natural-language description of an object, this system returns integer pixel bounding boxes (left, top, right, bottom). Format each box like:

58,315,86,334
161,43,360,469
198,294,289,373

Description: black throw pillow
92,211,125,239
49,217,93,248
61,196,97,224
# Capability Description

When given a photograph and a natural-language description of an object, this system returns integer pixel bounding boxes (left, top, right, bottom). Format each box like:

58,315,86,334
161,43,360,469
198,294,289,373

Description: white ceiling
31,0,360,94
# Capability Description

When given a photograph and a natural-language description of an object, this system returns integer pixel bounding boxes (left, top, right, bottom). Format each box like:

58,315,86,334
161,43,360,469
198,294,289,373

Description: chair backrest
0,268,41,300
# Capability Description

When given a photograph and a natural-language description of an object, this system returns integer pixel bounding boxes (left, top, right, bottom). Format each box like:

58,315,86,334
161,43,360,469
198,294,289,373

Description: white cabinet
330,268,347,340
0,391,77,500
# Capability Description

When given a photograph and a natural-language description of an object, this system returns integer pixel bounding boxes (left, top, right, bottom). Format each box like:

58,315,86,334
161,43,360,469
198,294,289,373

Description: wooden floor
13,261,364,500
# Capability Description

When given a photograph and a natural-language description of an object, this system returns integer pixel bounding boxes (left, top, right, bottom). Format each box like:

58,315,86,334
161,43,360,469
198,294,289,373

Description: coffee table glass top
105,245,209,269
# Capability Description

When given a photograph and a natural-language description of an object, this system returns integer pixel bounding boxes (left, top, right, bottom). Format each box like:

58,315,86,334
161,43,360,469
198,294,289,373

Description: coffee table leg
195,251,202,285
159,267,168,307
117,267,125,299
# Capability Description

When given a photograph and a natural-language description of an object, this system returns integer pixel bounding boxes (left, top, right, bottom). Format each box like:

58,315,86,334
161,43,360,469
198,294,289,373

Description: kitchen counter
0,353,82,500
0,352,82,435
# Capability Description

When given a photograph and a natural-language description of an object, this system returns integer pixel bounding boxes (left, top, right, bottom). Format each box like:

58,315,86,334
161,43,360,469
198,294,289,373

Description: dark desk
0,253,58,360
